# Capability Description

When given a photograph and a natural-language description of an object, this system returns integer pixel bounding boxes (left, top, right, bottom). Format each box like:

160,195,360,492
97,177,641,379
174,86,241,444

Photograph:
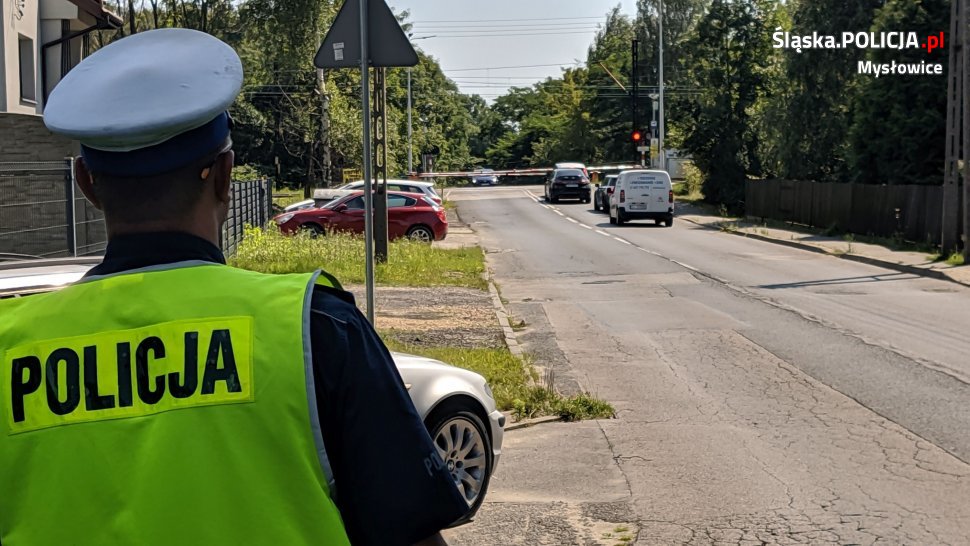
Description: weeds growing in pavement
229,225,486,289
946,252,965,266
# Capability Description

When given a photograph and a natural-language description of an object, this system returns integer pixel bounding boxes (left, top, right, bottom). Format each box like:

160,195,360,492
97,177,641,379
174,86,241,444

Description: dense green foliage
476,0,949,209
97,0,951,206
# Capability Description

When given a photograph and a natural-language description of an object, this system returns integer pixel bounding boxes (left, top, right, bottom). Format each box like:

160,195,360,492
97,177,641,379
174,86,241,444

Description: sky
386,0,639,101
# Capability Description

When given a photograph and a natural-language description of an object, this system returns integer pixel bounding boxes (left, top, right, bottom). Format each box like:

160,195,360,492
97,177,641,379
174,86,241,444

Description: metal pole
407,67,413,175
658,0,665,171
65,157,77,256
963,0,970,261
359,0,375,324
943,0,961,254
631,39,639,161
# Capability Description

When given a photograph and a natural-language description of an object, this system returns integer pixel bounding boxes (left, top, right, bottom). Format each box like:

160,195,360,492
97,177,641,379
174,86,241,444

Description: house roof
68,0,123,27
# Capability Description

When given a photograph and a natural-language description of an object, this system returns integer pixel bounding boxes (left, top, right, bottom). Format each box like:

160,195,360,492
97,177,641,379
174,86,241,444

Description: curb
504,415,563,431
487,279,525,358
679,216,970,288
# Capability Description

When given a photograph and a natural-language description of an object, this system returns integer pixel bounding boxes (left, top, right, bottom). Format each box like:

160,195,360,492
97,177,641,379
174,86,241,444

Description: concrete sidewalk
433,208,478,250
676,203,970,287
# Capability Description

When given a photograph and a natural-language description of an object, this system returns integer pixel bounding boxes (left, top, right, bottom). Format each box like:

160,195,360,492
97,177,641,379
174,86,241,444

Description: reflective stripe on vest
0,262,350,546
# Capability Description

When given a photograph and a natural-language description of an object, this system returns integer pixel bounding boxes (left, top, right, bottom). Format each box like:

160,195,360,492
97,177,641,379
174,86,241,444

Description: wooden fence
745,179,945,245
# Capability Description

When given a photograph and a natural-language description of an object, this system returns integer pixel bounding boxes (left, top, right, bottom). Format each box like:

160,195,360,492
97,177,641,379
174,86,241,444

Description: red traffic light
631,130,643,142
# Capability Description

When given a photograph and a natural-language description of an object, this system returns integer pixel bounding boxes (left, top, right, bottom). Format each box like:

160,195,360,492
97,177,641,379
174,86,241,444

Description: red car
274,191,448,242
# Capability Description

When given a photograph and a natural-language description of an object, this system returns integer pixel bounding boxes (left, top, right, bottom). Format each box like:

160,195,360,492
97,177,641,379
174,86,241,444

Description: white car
554,161,589,178
609,169,674,227
0,258,503,520
314,179,442,205
283,198,317,213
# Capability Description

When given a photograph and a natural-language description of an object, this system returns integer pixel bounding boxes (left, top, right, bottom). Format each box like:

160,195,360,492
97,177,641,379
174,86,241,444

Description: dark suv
544,168,591,203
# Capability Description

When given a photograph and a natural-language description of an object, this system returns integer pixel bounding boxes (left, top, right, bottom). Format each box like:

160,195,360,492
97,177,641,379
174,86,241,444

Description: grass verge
382,338,615,422
229,225,486,289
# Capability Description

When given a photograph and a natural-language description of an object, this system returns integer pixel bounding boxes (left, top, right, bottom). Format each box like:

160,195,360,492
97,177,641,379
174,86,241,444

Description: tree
772,0,881,182
680,0,781,207
583,7,637,164
848,0,949,185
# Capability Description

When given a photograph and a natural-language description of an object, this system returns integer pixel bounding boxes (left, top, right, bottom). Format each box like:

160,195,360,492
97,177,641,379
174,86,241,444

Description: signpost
315,0,418,324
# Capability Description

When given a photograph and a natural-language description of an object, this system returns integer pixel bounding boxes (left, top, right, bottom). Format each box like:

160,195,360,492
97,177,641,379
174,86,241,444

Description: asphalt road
445,185,970,546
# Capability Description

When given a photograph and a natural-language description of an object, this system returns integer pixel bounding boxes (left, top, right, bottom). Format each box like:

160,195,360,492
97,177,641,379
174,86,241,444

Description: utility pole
631,39,639,165
963,0,970,261
407,67,413,175
374,67,389,263
943,0,965,256
658,0,666,171
318,67,332,187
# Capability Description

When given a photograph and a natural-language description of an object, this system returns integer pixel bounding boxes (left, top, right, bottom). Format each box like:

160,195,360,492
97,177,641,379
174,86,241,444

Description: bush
683,162,704,197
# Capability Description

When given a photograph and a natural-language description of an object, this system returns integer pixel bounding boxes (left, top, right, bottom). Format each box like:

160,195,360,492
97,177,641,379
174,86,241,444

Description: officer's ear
208,150,234,205
74,157,103,211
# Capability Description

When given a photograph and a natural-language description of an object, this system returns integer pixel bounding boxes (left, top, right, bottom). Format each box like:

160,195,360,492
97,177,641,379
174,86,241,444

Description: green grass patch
381,339,615,422
229,225,486,289
946,252,966,266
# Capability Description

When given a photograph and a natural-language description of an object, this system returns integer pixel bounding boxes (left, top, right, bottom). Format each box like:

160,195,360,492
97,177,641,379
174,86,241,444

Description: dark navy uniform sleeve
309,286,469,546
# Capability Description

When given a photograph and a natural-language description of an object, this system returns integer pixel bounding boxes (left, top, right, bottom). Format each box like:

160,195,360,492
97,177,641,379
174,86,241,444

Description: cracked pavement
444,187,970,546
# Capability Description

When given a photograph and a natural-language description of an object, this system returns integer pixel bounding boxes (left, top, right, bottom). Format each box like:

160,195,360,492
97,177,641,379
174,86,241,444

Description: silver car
0,258,504,520
314,179,442,205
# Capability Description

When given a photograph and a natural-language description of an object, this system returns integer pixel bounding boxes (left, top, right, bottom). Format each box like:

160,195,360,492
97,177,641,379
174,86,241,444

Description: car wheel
426,403,493,521
299,223,325,237
616,211,625,226
664,218,674,227
406,225,434,243
551,196,559,204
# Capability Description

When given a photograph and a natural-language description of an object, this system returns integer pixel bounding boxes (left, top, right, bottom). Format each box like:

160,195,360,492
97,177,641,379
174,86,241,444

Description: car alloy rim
410,228,433,242
434,417,488,506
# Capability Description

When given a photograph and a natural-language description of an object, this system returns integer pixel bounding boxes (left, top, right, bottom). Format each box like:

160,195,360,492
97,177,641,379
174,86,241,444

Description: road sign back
315,0,418,68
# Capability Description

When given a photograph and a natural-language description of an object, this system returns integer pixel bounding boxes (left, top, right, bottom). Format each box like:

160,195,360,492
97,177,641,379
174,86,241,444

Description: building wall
0,112,78,161
0,0,6,108
2,0,41,115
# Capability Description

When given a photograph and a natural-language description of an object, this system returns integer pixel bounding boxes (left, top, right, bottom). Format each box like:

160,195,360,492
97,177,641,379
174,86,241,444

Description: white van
609,169,674,227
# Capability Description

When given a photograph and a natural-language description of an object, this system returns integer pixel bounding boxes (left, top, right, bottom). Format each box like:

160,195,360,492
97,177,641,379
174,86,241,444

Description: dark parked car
274,191,448,242
544,168,591,203
471,169,499,186
593,175,618,212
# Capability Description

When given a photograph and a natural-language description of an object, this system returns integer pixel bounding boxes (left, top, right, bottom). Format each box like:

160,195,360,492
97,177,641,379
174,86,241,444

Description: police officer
0,29,468,546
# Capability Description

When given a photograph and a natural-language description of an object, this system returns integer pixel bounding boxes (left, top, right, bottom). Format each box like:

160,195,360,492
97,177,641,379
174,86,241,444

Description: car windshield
322,195,353,209
556,170,584,179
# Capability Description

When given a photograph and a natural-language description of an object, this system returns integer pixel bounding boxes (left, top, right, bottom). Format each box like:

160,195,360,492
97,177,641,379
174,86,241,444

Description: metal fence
222,178,273,256
0,160,272,258
0,160,105,258
745,179,945,245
